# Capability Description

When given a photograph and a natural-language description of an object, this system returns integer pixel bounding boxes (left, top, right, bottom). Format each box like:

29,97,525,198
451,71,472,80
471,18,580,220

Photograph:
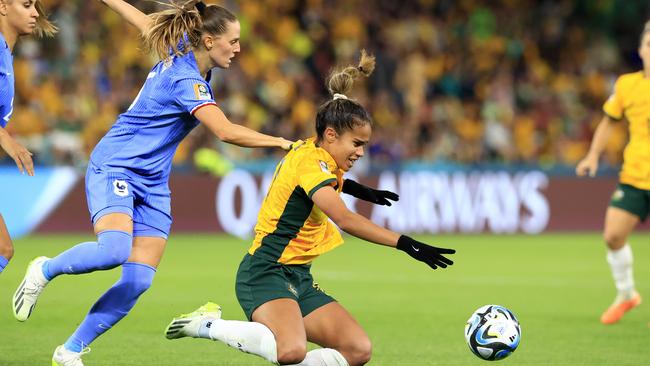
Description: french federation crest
113,179,129,197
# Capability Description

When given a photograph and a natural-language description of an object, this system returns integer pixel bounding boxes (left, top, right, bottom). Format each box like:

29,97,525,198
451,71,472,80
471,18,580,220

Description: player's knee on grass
98,230,133,268
276,342,307,365
341,337,372,365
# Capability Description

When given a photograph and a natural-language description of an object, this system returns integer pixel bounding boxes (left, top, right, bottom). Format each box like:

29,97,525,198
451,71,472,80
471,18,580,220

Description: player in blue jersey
12,1,292,365
0,0,56,276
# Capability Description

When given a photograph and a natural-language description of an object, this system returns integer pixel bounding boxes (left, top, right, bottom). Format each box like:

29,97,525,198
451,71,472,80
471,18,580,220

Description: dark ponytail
195,2,207,15
315,50,376,140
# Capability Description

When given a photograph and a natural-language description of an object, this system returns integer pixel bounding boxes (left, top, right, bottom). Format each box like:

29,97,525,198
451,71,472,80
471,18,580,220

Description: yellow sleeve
603,77,625,120
296,156,337,198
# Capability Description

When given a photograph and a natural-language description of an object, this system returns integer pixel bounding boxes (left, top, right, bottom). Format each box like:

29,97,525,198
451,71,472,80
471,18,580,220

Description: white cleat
52,345,90,366
13,256,50,321
164,302,222,340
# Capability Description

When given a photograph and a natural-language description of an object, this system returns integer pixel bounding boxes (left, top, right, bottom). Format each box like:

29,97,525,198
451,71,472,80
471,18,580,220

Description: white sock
606,244,635,299
290,348,349,366
205,319,278,364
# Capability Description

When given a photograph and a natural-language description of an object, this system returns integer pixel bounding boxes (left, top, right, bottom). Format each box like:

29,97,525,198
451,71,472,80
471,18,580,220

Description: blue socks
64,262,156,352
36,231,153,352
0,255,8,274
43,230,132,280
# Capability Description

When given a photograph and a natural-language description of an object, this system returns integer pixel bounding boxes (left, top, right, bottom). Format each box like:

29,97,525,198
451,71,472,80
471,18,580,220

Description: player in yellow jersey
164,50,455,366
576,21,650,325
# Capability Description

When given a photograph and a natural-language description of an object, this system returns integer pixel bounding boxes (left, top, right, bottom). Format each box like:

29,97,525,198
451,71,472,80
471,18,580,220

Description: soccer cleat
164,302,222,340
600,291,642,324
52,345,90,366
13,256,51,321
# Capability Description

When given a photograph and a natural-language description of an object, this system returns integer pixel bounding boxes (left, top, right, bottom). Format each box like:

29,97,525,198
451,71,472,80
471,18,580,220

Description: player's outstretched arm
342,179,399,206
312,185,454,269
98,0,151,34
576,115,615,177
0,127,34,176
194,105,293,150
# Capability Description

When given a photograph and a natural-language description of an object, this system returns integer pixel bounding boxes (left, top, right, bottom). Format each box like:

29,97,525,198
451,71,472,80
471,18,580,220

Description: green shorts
235,253,336,320
609,183,650,221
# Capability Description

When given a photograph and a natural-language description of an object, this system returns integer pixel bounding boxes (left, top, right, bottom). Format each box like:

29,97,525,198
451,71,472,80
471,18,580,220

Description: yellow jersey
248,138,344,264
603,71,650,189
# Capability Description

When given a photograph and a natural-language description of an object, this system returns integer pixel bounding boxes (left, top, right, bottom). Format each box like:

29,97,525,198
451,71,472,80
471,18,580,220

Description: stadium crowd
3,0,649,172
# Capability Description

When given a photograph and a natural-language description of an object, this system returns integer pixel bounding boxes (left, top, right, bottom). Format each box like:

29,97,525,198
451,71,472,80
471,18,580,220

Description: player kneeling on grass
164,51,456,366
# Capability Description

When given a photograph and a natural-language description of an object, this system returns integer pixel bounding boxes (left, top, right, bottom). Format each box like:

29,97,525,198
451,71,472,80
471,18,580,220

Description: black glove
342,179,399,206
396,235,455,270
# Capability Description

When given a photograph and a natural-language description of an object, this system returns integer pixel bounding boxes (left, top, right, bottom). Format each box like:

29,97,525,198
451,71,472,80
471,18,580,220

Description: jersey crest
319,160,329,173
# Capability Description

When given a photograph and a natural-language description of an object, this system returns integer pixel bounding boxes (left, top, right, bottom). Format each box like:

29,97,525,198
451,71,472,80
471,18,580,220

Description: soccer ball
464,305,521,361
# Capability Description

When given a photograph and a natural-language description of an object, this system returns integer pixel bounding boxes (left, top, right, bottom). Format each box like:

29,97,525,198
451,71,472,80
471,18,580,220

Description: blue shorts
85,166,172,238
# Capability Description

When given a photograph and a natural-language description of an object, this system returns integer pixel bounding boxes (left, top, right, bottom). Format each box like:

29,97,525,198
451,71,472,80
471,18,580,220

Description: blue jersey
90,50,216,183
0,32,14,128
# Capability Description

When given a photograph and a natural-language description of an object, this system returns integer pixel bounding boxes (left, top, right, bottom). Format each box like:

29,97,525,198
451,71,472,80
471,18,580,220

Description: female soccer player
12,1,292,365
0,0,56,275
576,21,650,325
164,51,455,366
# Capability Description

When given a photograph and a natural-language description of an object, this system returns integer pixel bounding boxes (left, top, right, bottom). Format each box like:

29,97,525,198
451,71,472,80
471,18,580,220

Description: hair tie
195,1,206,14
333,93,348,100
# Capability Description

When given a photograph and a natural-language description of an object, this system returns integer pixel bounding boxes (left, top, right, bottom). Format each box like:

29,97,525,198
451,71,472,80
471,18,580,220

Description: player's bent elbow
336,220,352,233
332,212,357,233
213,128,233,143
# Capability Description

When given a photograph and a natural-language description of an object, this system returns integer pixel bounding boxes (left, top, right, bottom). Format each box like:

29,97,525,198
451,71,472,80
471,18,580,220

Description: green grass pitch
2,233,650,365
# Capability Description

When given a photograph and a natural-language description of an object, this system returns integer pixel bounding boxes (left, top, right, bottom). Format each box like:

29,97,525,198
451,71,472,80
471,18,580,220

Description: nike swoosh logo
412,245,420,252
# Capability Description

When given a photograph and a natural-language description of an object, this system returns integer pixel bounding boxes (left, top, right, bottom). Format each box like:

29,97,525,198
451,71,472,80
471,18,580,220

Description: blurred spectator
2,0,649,174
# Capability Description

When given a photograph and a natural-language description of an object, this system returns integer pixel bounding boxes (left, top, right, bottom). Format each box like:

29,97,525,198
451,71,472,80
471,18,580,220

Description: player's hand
280,138,295,151
0,132,34,176
342,179,399,206
396,235,455,270
576,153,598,177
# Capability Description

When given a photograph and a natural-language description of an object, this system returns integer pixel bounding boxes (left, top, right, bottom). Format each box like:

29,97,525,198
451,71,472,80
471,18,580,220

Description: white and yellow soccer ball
464,304,521,361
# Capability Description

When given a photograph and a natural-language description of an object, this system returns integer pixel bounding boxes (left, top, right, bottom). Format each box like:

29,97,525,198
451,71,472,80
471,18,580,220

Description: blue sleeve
0,72,12,128
173,78,217,115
